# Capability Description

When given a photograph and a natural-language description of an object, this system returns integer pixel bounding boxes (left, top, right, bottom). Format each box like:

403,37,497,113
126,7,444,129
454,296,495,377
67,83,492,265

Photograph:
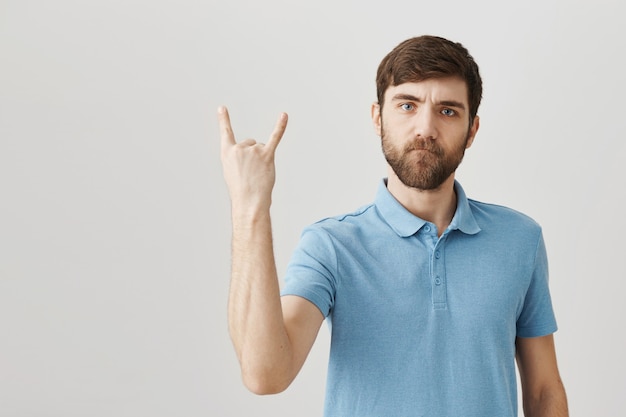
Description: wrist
230,201,272,225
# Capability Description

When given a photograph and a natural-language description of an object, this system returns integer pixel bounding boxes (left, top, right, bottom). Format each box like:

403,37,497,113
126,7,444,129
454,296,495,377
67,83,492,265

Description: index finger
266,112,288,153
217,106,236,148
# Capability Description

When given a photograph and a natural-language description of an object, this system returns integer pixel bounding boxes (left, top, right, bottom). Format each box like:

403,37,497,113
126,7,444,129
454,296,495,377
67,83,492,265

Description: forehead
385,77,469,105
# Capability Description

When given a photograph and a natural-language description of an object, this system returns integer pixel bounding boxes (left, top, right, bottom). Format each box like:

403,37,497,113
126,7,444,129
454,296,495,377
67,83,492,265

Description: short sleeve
281,226,338,318
516,231,558,338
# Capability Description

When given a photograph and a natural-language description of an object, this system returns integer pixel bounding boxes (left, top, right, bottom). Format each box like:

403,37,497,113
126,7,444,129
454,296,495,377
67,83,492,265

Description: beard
381,123,469,191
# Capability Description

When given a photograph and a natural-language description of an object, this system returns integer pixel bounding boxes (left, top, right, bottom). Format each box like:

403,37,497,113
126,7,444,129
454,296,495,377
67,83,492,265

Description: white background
1,0,625,416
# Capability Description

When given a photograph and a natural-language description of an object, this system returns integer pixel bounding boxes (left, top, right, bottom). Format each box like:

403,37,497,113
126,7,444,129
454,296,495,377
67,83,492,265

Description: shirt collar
374,178,481,237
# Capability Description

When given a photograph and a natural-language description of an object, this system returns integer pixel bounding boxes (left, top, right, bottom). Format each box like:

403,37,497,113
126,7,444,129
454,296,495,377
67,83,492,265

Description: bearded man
219,35,568,417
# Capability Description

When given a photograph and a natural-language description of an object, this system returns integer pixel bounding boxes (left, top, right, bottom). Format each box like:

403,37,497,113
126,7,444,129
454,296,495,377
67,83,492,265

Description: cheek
383,115,411,135
449,125,471,143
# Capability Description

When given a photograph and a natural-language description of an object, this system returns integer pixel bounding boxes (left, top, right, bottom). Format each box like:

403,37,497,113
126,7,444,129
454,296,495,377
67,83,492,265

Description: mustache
404,138,444,156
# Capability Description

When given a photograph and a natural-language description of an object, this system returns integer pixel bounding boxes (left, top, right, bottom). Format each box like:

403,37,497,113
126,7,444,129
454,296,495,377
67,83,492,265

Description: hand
218,106,288,213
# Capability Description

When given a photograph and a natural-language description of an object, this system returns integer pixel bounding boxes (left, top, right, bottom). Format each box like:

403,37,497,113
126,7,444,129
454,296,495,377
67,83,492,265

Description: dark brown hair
376,35,483,124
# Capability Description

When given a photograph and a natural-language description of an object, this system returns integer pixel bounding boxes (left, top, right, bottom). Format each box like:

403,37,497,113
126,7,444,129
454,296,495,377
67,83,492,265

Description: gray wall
1,0,624,415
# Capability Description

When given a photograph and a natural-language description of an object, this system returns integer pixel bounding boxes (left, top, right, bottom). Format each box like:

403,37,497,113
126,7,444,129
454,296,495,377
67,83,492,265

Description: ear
465,115,480,149
371,102,382,136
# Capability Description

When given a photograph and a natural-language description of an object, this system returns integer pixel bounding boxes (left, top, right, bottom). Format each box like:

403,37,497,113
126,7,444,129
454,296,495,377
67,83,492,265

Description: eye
441,108,456,117
400,103,415,111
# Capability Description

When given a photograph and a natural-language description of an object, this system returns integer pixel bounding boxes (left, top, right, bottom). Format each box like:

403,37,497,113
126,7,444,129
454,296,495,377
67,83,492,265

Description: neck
386,168,457,237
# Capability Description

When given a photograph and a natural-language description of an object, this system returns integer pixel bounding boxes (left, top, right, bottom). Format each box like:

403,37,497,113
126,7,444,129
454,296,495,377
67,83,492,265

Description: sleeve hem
280,290,330,318
516,323,558,338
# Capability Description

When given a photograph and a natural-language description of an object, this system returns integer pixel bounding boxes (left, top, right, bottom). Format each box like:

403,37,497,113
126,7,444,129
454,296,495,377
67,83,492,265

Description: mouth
408,147,434,155
409,149,435,165
407,144,442,157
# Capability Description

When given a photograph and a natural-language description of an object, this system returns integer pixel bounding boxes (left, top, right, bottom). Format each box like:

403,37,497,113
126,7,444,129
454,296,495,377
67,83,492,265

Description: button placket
418,223,448,310
431,236,447,310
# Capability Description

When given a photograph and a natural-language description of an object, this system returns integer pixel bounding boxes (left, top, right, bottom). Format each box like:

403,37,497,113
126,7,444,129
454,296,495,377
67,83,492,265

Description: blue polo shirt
281,179,557,417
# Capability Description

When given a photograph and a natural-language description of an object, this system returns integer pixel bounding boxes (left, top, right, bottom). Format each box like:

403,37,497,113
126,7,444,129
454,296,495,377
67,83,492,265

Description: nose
413,106,438,140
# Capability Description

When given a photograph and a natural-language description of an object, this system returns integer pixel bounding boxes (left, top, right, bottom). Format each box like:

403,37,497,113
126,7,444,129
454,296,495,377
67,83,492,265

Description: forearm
523,382,569,417
228,208,293,393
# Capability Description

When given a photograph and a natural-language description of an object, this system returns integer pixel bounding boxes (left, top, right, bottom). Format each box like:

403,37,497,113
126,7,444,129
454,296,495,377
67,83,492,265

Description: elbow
522,380,569,417
241,366,293,395
244,379,289,396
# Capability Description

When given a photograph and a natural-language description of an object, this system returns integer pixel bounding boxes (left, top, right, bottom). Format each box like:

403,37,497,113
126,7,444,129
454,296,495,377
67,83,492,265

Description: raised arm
218,106,324,395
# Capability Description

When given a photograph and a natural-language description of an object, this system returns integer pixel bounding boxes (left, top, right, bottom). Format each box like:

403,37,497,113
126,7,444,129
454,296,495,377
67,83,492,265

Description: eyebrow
391,93,466,110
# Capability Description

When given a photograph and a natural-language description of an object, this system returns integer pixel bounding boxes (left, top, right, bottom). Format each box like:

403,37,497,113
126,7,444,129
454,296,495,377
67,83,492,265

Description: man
219,35,568,416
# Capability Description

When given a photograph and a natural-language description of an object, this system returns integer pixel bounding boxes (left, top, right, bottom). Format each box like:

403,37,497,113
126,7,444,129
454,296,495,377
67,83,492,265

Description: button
423,225,431,233
435,276,442,285
435,251,441,259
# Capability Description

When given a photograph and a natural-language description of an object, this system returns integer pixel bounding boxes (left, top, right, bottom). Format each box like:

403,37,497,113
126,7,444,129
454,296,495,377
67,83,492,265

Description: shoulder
300,203,385,244
309,203,377,230
467,199,543,245
469,199,541,227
